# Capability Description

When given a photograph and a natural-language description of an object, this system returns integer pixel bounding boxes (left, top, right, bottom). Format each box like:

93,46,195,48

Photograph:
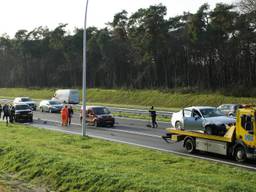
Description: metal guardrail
0,98,174,118
108,107,173,118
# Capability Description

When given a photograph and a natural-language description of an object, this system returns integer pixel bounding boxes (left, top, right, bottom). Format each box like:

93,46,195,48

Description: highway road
31,110,256,171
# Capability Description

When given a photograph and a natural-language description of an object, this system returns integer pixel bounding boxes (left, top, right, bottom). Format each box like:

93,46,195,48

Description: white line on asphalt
90,135,256,171
37,118,161,138
31,122,256,171
106,128,161,138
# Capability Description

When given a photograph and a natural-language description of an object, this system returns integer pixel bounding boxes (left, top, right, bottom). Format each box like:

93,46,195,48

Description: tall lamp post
82,0,89,136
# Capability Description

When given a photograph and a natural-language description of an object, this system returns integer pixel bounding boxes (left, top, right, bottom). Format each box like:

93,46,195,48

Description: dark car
217,104,242,117
13,97,37,111
14,103,33,122
39,100,63,113
81,106,115,127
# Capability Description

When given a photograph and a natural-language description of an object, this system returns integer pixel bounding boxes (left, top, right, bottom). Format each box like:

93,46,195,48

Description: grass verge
0,88,256,110
0,123,255,191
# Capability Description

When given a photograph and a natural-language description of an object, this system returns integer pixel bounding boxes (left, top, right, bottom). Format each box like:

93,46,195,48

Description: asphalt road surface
30,110,256,171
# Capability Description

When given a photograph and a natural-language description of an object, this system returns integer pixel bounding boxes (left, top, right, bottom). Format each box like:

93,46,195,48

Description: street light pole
82,0,89,136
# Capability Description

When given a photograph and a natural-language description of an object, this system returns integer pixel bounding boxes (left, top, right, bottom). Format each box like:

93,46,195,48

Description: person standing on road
3,104,10,125
0,104,2,119
149,106,158,128
9,105,15,123
68,105,74,126
61,105,69,126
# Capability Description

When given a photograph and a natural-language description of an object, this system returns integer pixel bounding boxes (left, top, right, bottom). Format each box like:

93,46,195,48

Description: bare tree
239,0,256,13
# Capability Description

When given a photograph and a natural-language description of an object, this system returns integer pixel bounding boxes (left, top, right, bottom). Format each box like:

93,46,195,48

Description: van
52,89,80,104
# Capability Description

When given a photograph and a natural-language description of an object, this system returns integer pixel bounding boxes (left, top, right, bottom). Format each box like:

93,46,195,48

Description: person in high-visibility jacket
61,105,69,126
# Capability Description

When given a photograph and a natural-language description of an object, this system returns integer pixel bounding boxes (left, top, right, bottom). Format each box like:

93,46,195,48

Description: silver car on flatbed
171,106,236,131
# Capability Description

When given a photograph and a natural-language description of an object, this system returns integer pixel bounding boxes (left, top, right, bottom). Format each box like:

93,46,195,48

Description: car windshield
21,98,31,102
93,107,111,115
49,101,61,105
199,108,224,118
15,105,30,110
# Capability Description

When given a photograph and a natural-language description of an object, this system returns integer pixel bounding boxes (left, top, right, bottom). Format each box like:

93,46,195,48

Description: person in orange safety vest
61,105,69,126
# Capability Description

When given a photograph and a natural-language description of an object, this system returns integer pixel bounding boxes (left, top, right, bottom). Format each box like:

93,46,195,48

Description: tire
234,146,247,162
175,121,183,129
41,107,44,112
184,138,196,153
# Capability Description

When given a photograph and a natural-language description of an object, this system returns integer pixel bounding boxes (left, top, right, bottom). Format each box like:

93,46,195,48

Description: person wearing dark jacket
0,104,2,119
149,106,158,128
2,104,10,125
9,106,15,123
68,105,74,126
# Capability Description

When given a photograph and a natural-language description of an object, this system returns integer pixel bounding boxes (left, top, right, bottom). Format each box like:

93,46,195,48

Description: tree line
0,1,255,95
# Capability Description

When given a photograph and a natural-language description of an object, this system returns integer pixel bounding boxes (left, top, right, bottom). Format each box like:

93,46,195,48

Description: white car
39,100,63,113
13,97,37,111
171,106,236,131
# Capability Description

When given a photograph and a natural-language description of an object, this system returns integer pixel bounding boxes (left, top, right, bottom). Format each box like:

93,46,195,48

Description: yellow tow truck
163,106,256,162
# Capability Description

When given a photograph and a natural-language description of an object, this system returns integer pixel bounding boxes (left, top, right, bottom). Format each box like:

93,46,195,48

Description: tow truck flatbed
166,126,235,143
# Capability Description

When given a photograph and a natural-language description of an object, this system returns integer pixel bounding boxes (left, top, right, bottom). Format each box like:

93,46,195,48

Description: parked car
39,100,63,113
14,103,33,122
217,104,242,117
171,106,236,131
52,89,80,104
80,106,115,127
13,97,37,110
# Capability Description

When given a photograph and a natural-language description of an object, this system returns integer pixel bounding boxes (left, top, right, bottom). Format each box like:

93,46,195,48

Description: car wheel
234,146,247,162
175,121,183,129
41,107,44,112
184,138,196,153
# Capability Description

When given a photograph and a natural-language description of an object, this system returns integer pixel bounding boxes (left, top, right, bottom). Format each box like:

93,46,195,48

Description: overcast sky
0,0,235,37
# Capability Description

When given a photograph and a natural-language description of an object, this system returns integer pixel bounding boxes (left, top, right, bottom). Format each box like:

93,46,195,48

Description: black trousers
151,116,158,128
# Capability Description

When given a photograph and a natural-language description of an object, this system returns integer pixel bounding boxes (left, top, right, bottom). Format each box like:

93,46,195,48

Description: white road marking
37,118,161,138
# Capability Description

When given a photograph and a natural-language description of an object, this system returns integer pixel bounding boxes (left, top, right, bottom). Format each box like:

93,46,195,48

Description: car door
183,109,203,130
87,109,94,125
44,101,49,111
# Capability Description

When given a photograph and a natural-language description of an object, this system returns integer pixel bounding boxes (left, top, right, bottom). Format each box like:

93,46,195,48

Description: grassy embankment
0,88,256,122
0,123,255,191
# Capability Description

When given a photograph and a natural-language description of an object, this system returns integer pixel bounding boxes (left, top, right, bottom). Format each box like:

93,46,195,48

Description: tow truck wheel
234,146,246,162
184,138,196,153
175,121,183,129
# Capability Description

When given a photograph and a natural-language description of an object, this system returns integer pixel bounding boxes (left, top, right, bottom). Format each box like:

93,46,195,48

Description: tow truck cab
235,108,256,159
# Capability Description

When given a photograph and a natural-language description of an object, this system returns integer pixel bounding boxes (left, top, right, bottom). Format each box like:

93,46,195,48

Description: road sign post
82,0,89,136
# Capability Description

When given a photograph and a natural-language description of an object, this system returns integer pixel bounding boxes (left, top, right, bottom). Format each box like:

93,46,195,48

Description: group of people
61,105,74,126
0,104,16,125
